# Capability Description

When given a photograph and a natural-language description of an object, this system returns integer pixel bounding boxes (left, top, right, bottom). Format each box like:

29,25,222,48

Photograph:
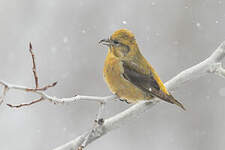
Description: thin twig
2,43,57,107
25,81,58,92
29,42,39,88
80,102,106,148
7,97,44,108
96,102,106,121
0,43,118,108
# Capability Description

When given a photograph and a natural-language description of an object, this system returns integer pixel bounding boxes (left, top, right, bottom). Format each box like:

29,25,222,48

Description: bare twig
0,42,117,150
25,81,58,92
7,97,44,108
29,42,39,88
96,102,106,121
2,43,57,107
80,101,106,149
0,43,118,108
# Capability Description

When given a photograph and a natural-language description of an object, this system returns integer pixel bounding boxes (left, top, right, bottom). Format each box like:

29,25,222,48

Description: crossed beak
99,38,113,47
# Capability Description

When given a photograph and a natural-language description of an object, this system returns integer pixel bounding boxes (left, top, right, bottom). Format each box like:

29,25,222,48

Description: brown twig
29,42,39,88
5,43,58,108
25,81,58,92
0,42,116,109
6,97,44,108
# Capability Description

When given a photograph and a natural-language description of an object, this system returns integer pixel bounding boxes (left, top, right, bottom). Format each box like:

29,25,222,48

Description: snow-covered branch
0,43,118,108
52,41,225,150
0,80,118,107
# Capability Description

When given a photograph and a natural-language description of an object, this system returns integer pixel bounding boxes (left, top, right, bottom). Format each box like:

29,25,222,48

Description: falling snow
81,29,86,34
122,21,127,25
206,95,211,100
63,37,69,43
196,22,201,27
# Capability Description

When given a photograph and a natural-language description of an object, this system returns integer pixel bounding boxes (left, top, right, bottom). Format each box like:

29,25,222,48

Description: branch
0,80,118,106
29,42,39,88
53,41,225,150
0,43,118,108
0,43,116,149
7,97,44,108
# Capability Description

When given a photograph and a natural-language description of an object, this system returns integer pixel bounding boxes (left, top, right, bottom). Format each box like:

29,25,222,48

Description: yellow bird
99,29,185,110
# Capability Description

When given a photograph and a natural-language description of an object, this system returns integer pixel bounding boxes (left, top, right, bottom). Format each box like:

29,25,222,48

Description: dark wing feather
122,61,185,110
122,61,160,92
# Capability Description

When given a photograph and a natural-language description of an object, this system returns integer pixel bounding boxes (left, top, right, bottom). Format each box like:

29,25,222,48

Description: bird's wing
122,61,185,110
122,61,160,92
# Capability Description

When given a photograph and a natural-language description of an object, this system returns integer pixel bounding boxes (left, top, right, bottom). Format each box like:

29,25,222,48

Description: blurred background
0,0,225,150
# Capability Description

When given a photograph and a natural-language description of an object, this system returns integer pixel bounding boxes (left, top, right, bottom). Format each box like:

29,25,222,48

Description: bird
99,29,185,110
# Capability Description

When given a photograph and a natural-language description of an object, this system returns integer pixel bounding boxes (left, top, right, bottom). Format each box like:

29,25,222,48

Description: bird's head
99,29,140,58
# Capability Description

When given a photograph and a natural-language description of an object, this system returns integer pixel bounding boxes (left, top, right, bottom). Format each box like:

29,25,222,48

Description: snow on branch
0,43,118,108
52,41,225,150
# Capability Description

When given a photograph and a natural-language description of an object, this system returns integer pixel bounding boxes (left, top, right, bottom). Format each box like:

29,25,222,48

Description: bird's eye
113,40,119,45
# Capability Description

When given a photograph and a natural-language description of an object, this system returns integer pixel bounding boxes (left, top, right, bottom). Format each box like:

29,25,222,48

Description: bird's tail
167,95,186,111
149,88,186,110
